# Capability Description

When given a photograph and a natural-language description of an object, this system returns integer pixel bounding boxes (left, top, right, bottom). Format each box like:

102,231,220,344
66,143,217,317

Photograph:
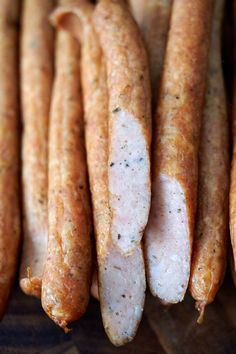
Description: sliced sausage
145,0,213,304
93,0,151,256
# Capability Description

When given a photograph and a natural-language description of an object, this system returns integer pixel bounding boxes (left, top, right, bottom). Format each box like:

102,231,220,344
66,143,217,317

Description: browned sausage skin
0,0,20,318
145,0,213,304
20,0,55,298
189,0,229,323
41,22,92,329
51,0,150,345
230,0,236,281
128,0,172,108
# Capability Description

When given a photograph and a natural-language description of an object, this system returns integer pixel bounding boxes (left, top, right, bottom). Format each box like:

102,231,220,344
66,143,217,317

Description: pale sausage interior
109,109,150,254
145,174,190,303
100,245,145,345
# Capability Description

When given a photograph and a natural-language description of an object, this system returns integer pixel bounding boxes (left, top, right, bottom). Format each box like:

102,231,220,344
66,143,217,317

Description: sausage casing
41,28,92,329
20,0,54,298
0,0,20,318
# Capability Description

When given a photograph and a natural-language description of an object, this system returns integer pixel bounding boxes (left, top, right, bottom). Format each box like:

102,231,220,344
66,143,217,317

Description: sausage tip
196,301,206,324
20,267,41,298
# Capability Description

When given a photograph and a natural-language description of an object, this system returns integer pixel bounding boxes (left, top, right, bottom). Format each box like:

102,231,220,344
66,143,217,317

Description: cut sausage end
100,245,146,346
109,109,150,255
145,174,190,303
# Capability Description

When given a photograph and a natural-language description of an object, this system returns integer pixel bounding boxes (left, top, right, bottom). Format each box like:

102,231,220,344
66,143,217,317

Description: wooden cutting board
1,271,236,354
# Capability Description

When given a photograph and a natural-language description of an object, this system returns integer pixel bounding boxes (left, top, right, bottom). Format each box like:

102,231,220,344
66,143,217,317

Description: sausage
93,0,150,344
19,0,55,298
230,0,236,278
94,0,151,255
145,0,213,304
189,0,229,323
41,25,92,329
51,0,149,345
0,0,20,318
128,0,172,108
94,0,150,345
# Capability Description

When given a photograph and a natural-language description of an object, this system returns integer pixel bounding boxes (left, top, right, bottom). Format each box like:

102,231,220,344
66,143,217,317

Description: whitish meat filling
145,174,190,303
100,245,146,346
109,109,150,254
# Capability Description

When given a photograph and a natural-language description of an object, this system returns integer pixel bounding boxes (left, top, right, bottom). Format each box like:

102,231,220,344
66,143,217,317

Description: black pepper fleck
112,107,121,114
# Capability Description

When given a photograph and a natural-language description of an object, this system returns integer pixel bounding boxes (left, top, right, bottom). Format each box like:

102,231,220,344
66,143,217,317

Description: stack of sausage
0,0,234,347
